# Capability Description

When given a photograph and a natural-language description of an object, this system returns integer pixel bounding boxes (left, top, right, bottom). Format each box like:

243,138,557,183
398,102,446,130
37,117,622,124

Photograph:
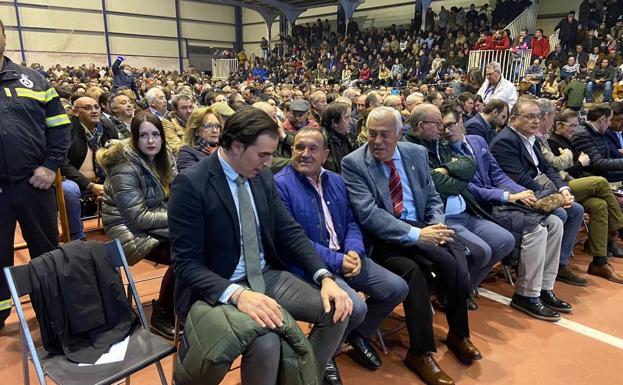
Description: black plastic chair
3,239,176,385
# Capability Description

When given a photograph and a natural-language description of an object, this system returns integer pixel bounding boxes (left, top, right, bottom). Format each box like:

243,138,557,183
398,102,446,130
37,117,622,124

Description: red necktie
385,160,404,217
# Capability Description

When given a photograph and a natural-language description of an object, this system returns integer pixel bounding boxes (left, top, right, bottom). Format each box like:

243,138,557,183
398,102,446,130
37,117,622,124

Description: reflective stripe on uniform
3,88,11,97
0,299,12,311
45,113,71,127
15,87,59,103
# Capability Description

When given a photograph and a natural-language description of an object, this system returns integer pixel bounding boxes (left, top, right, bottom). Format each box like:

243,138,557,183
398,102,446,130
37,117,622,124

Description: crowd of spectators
5,3,623,385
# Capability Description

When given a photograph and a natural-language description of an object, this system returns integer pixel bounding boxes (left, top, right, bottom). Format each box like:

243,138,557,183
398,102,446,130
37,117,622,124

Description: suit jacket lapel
207,156,240,241
364,146,393,213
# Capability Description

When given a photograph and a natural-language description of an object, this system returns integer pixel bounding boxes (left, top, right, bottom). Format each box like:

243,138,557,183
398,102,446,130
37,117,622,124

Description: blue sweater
274,165,365,278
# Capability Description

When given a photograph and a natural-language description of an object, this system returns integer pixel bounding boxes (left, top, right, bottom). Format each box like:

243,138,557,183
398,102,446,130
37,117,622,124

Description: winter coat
97,140,177,265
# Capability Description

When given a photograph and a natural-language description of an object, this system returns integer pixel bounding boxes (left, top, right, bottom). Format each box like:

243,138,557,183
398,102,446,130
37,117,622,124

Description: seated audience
464,98,509,144
321,101,358,174
342,106,482,385
405,103,515,309
168,107,352,385
167,94,195,139
177,107,223,172
586,59,616,102
604,102,623,158
274,127,408,377
572,103,623,181
490,97,586,295
109,92,135,138
61,96,118,241
96,112,177,338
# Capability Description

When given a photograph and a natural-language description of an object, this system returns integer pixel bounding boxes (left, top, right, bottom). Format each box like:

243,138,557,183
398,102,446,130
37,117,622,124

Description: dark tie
461,142,473,157
385,160,404,217
235,176,265,293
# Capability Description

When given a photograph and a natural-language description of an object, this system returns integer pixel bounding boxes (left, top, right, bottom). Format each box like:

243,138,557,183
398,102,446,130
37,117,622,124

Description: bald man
60,97,118,240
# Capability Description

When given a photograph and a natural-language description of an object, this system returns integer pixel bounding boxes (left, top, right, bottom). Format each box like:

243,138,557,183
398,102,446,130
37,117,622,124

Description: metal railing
212,59,238,80
468,48,533,83
506,1,538,38
549,29,560,51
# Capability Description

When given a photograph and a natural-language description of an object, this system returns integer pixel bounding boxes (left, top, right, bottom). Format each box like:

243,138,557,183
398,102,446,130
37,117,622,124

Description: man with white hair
342,106,481,385
145,86,181,152
405,92,425,113
477,62,518,109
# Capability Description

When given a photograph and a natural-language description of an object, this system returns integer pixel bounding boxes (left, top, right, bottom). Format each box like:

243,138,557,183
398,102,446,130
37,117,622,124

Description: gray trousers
515,215,564,297
241,268,349,385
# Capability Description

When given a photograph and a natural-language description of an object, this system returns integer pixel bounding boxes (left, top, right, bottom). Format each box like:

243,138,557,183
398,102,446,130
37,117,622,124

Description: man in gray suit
341,107,482,385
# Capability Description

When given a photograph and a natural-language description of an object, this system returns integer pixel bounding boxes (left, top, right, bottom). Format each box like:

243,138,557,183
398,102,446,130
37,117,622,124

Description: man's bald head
73,97,101,128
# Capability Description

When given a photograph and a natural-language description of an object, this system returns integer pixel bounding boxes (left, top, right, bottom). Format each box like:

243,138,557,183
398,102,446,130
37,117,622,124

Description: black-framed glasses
442,121,458,130
200,124,221,131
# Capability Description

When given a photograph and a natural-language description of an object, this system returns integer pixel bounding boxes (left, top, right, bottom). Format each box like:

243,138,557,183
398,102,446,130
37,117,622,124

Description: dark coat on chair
169,153,326,318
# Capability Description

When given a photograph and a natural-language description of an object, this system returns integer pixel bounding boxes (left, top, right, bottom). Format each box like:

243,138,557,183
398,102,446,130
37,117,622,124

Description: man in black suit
168,107,352,385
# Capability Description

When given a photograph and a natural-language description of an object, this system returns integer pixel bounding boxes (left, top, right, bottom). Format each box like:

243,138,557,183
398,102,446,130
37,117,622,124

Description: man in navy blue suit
604,102,623,159
464,99,508,144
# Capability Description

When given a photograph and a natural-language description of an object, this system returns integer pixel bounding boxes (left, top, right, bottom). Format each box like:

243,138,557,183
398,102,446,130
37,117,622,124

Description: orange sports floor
1,221,622,385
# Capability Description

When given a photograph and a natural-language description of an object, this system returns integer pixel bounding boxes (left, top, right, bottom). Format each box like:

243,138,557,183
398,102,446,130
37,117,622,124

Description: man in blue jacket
274,127,408,382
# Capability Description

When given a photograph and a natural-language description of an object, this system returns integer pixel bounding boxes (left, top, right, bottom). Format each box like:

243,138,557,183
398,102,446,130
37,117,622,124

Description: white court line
479,288,623,350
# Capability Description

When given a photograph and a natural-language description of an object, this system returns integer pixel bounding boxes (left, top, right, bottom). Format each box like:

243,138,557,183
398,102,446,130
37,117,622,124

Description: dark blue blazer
604,128,623,159
464,114,497,145
168,154,326,317
464,135,525,205
489,126,567,192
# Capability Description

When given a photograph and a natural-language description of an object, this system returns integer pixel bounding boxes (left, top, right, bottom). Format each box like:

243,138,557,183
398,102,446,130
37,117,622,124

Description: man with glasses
342,106,482,385
490,97,578,321
405,103,515,311
60,96,118,241
477,62,518,109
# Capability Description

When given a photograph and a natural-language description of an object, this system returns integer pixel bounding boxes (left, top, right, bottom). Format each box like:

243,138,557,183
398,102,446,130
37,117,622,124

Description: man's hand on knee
237,290,283,329
320,279,353,323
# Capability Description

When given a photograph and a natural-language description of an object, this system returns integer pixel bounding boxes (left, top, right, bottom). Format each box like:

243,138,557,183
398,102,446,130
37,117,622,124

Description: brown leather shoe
587,262,623,284
403,352,455,385
445,333,483,365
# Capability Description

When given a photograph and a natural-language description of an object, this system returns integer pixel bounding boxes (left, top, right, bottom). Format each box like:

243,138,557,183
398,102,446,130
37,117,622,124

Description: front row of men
169,100,620,385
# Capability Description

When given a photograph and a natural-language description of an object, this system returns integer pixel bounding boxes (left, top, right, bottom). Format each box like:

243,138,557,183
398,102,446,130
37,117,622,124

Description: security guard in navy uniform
0,19,70,329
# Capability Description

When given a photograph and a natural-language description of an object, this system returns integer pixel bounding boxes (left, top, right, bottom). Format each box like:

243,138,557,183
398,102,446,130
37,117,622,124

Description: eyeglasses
75,105,100,112
200,124,221,131
515,113,541,121
442,121,458,130
421,120,443,127
559,121,580,129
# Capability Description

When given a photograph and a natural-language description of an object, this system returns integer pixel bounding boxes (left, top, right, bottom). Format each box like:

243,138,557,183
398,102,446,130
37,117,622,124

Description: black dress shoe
510,294,560,322
346,331,382,370
150,299,175,340
540,290,572,313
608,242,623,258
324,358,343,385
467,298,479,311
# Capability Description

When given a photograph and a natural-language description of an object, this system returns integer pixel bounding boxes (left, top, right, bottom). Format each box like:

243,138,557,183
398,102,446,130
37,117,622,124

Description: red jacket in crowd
531,37,550,59
493,36,511,50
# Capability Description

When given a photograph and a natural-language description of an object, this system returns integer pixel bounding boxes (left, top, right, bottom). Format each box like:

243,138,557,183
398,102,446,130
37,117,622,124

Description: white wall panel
180,1,234,22
109,35,179,57
0,4,18,25
242,8,264,25
22,30,107,54
105,0,175,18
107,14,177,37
18,0,102,11
182,20,235,42
19,8,104,32
4,30,21,51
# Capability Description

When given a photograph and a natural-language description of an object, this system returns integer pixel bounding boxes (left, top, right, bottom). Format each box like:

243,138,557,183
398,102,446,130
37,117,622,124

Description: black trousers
0,179,58,322
371,223,471,355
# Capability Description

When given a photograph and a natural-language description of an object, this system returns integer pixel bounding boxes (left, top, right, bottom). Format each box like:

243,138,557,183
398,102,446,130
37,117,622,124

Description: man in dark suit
168,107,353,385
464,99,509,145
604,102,623,159
490,97,585,300
342,106,482,385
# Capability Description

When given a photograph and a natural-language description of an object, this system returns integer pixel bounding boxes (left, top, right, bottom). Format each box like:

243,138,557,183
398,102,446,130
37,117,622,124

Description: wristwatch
317,271,336,283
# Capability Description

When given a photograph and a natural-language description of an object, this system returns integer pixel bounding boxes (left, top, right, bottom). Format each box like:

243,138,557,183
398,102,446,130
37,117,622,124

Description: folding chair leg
19,328,31,385
376,329,388,355
502,265,514,286
156,361,169,385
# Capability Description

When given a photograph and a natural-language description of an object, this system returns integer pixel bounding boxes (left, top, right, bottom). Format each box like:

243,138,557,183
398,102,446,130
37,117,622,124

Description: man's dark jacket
490,126,566,191
572,122,623,181
464,113,497,145
169,153,326,318
60,116,118,190
29,240,137,363
324,127,359,174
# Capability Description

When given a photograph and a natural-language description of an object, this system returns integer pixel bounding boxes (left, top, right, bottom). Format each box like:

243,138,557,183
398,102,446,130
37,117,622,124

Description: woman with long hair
97,112,178,339
177,107,224,172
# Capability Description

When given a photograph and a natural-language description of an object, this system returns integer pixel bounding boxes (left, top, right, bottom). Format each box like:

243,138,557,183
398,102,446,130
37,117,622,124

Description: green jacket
174,301,320,385
564,79,587,108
